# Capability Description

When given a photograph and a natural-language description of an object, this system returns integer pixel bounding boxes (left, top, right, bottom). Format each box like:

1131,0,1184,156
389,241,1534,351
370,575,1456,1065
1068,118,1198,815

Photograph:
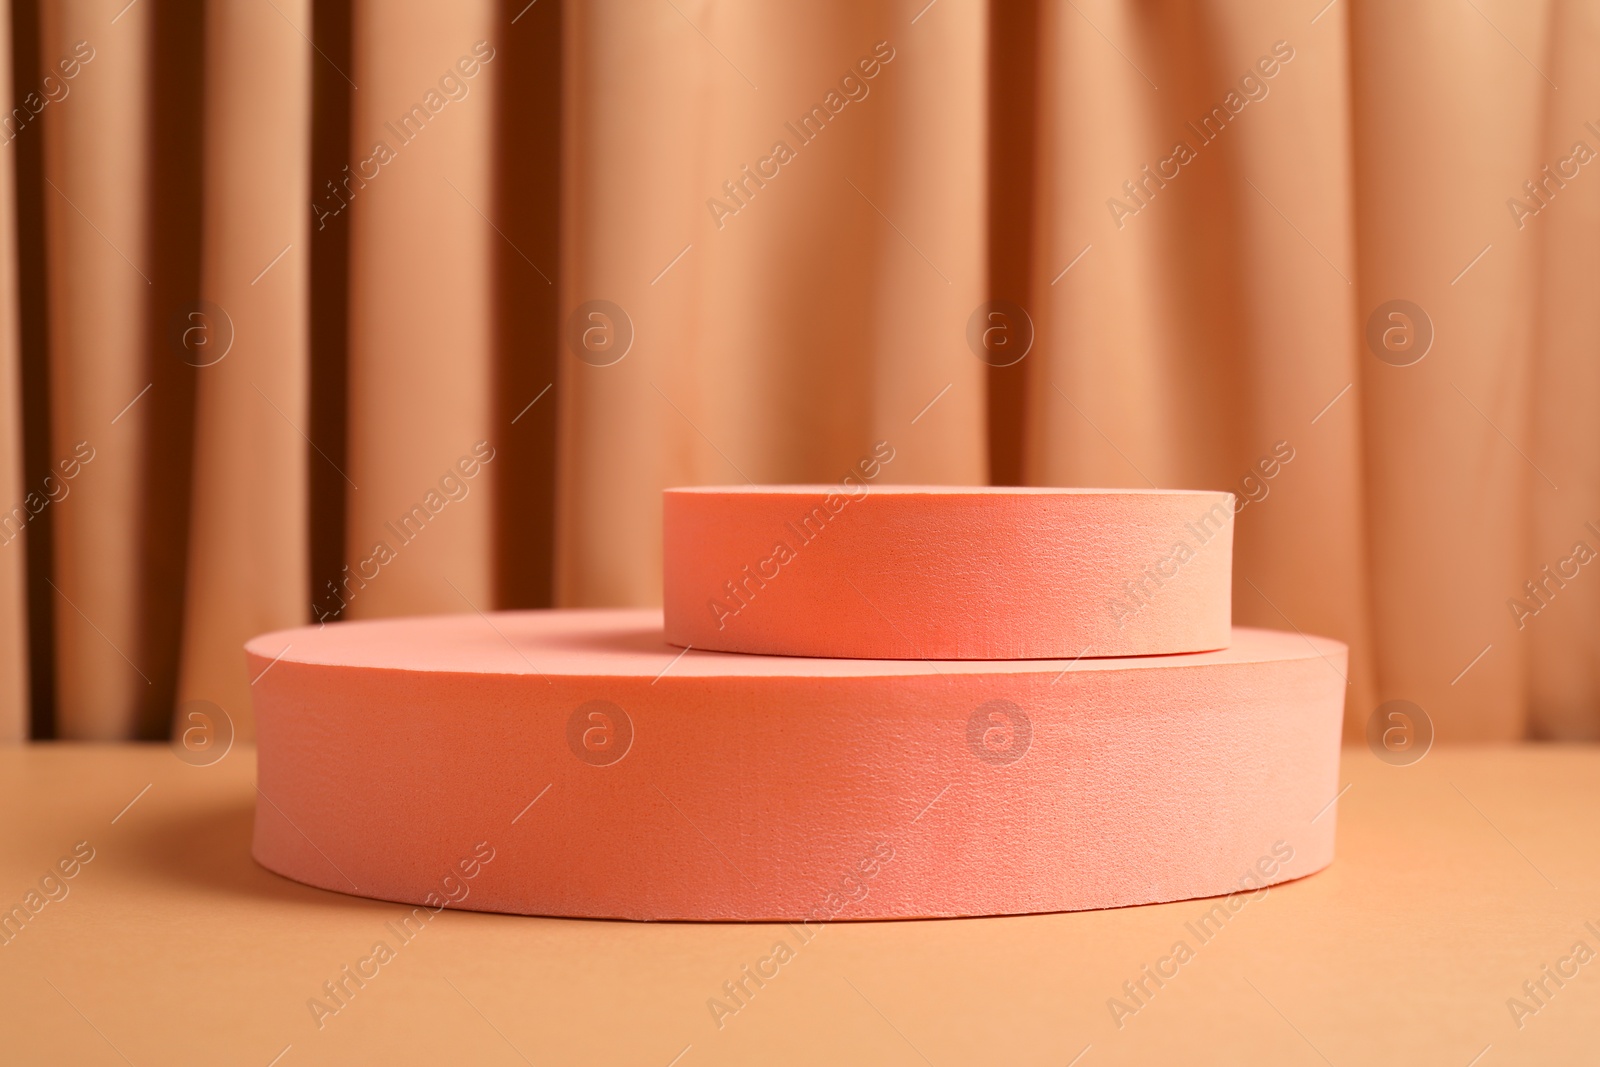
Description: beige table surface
0,743,1597,1066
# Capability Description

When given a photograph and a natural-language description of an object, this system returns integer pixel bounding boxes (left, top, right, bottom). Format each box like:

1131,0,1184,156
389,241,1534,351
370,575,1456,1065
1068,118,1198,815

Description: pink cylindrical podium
663,486,1234,659
248,609,1345,922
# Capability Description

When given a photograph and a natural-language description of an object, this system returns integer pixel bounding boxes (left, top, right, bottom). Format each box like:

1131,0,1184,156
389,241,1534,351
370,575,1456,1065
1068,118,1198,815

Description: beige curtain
2,0,1596,743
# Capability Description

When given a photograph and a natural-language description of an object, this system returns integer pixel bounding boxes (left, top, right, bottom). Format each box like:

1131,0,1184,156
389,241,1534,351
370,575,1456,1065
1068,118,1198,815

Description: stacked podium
248,486,1345,921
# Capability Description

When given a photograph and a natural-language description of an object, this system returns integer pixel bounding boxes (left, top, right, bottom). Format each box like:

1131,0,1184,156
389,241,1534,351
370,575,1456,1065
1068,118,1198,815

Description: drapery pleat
1529,0,1600,741
1352,0,1549,742
0,0,24,741
39,0,152,739
174,0,311,732
3,0,1598,742
343,0,497,622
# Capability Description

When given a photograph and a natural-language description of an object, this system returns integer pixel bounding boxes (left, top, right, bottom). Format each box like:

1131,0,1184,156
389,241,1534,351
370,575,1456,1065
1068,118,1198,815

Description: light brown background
1,0,1596,743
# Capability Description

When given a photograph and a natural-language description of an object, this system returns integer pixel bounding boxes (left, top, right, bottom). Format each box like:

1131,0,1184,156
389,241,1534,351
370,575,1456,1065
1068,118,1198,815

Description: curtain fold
3,0,1597,742
343,0,497,626
0,0,24,741
174,0,312,734
39,0,151,739
1352,0,1549,741
1527,0,1600,741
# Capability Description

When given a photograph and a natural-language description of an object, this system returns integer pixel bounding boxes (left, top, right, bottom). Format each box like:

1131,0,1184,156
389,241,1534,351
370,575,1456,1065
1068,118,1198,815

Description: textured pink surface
247,609,1345,921
663,485,1234,659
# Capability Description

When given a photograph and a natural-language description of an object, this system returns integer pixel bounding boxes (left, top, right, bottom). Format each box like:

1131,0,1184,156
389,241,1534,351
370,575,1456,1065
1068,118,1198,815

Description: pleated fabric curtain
1,0,1597,744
